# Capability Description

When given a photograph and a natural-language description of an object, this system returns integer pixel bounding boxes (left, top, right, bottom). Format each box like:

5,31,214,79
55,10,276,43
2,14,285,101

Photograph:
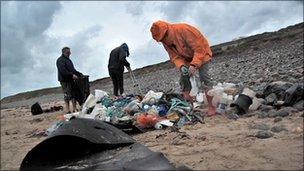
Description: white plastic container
196,92,204,103
95,89,108,101
216,93,228,114
242,88,256,99
154,122,163,129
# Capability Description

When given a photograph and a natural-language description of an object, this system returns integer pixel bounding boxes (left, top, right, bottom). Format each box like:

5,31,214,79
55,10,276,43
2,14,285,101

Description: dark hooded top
108,43,130,72
56,55,82,82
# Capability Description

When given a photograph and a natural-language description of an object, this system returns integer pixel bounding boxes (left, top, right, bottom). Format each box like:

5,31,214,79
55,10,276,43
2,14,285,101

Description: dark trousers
109,69,124,96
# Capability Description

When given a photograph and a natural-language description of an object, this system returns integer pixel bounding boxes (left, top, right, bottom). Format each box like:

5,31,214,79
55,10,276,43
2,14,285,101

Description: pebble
32,118,44,123
275,108,290,117
274,117,283,123
251,123,270,130
293,100,304,111
271,125,287,133
265,93,277,105
227,113,239,120
243,112,256,118
171,137,186,145
292,127,303,134
255,131,274,139
257,112,269,118
260,105,274,112
268,109,278,118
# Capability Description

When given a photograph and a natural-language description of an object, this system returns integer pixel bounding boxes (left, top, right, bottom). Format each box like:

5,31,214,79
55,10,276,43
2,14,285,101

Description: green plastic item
101,96,113,107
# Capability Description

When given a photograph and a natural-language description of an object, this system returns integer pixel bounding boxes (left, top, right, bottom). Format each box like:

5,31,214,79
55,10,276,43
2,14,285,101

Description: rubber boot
182,91,194,105
205,91,216,116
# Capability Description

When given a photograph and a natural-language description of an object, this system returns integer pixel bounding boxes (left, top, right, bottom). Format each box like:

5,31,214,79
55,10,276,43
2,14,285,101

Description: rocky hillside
1,22,303,109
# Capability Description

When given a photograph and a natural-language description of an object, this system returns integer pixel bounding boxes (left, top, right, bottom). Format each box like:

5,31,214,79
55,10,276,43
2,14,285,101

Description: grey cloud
125,1,145,16
131,40,168,68
67,25,103,79
1,1,62,98
157,1,303,45
160,1,194,22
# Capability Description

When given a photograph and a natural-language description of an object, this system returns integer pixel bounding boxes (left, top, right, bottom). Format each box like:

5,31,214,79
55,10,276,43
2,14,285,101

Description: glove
180,65,191,92
180,65,189,76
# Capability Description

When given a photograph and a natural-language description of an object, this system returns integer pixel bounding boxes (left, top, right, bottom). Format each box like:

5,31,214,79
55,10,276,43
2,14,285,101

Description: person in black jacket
56,47,82,113
108,43,131,97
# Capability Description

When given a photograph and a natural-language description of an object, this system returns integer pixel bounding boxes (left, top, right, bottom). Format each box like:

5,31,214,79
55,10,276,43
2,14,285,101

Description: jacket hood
150,20,169,42
120,43,130,57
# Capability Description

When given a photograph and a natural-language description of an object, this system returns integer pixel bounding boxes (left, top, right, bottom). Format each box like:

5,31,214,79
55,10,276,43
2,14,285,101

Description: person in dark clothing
108,43,131,96
56,47,82,113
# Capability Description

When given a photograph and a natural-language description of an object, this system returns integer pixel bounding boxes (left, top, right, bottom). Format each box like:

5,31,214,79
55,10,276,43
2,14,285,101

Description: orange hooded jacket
150,20,212,69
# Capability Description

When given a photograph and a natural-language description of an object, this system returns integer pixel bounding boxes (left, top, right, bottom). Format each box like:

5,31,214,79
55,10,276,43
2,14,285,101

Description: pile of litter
43,81,302,135
63,89,204,131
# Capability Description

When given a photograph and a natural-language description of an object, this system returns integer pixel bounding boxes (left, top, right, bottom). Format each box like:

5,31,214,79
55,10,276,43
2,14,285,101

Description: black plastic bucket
73,75,90,105
230,94,253,115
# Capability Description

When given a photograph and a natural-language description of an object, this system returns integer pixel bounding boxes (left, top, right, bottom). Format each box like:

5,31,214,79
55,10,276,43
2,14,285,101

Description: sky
1,1,303,98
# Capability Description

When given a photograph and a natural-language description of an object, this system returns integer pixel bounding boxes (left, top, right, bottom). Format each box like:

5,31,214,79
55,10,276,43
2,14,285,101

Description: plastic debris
249,97,262,111
157,104,168,117
166,112,180,122
81,94,97,115
45,121,64,135
189,73,201,96
136,113,159,128
158,120,174,127
61,86,227,132
142,90,163,105
123,99,141,115
95,89,108,101
154,122,163,129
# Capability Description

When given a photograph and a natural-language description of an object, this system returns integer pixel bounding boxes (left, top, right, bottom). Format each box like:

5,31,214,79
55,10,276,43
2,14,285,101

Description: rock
171,139,181,145
265,93,277,105
271,125,287,133
243,112,256,118
249,97,262,110
255,131,274,139
268,109,278,118
251,123,270,130
12,130,19,134
263,81,293,99
260,105,273,112
5,131,9,135
227,113,239,120
275,108,290,117
273,100,285,107
274,117,283,123
293,100,304,111
284,83,304,106
33,118,44,122
160,146,167,151
176,165,192,170
292,127,303,134
257,112,269,118
259,98,266,105
285,106,298,113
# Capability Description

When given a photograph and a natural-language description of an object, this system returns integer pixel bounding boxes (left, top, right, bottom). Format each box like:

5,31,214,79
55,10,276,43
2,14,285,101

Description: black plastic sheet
20,118,175,170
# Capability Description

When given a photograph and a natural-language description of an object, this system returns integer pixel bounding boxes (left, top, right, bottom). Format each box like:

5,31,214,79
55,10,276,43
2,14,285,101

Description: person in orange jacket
150,20,216,116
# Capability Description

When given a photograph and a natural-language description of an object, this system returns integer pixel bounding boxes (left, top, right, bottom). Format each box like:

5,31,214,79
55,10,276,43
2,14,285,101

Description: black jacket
108,43,130,72
56,55,82,82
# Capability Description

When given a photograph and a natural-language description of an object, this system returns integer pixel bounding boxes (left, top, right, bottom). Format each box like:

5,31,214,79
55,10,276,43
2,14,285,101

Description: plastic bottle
154,122,163,129
196,92,204,103
216,93,228,114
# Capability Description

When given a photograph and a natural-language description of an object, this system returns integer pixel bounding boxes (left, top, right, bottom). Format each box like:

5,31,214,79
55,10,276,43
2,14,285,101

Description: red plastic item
136,113,159,128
